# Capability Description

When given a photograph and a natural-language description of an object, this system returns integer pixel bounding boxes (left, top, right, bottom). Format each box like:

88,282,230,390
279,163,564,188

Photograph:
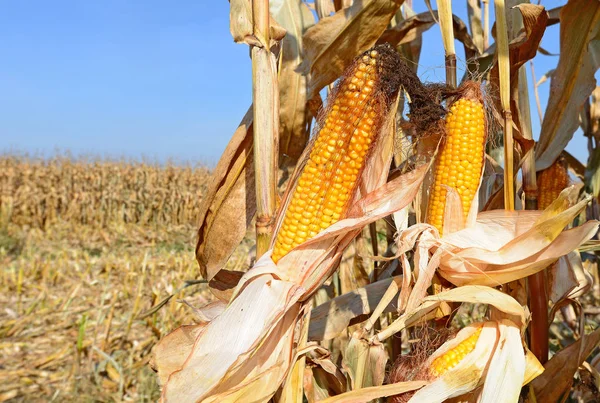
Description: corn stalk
438,0,457,88
252,0,279,257
518,65,548,364
493,0,514,211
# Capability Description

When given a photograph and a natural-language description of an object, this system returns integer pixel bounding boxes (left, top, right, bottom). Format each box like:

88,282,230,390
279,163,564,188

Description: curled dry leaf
230,0,286,47
489,3,547,111
151,324,206,386
342,335,387,389
161,258,303,402
271,0,316,162
376,285,528,342
532,327,600,401
548,251,592,305
378,11,479,60
536,0,600,170
195,107,255,289
303,0,403,99
308,275,401,342
303,347,347,402
318,381,428,403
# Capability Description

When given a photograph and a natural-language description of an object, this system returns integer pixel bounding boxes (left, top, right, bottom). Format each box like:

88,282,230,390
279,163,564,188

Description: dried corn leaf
478,321,526,402
532,327,600,401
318,381,428,403
161,263,303,402
308,276,401,342
342,336,387,389
536,0,600,170
490,3,547,102
230,0,286,46
377,285,527,341
195,107,255,285
467,0,484,53
303,0,403,99
272,0,315,162
548,252,579,305
378,11,478,59
304,352,347,402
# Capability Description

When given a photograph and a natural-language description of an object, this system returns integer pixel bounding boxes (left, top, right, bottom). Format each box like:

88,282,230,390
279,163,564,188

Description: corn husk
436,189,598,286
408,319,542,403
156,115,430,401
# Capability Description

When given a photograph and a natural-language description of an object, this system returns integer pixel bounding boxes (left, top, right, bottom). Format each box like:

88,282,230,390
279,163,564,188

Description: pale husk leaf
437,192,599,286
304,348,347,402
161,259,303,402
342,336,387,389
376,285,526,341
440,221,599,287
318,381,428,403
478,320,526,403
409,323,499,403
548,252,580,304
151,324,206,386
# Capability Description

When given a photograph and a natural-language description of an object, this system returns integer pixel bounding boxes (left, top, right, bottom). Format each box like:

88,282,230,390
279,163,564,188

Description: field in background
1,155,211,229
0,156,251,401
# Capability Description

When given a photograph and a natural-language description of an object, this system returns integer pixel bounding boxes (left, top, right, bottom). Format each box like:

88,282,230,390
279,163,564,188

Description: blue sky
0,0,588,166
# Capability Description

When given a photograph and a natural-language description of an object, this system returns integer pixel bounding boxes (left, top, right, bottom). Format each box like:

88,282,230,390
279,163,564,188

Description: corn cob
426,90,486,235
429,326,482,377
537,156,570,210
271,45,401,263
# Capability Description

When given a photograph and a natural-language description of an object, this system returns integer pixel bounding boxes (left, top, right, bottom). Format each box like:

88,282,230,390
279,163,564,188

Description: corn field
0,155,210,229
3,0,600,402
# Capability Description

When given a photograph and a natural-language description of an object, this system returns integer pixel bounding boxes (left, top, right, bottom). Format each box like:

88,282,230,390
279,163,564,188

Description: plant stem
252,0,278,258
494,0,514,210
483,0,489,49
518,65,548,364
438,0,457,88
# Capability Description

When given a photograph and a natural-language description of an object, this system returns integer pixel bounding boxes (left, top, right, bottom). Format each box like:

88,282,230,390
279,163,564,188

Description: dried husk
436,190,599,286
376,285,528,342
407,319,541,402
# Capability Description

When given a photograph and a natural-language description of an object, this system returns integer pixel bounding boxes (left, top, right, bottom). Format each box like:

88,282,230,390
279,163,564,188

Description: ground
0,221,222,402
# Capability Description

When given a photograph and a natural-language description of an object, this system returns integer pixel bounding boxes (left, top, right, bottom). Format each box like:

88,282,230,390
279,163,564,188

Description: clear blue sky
0,0,587,166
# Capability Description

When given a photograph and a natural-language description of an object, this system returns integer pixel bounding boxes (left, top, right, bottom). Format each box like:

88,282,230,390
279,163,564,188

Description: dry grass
0,221,216,402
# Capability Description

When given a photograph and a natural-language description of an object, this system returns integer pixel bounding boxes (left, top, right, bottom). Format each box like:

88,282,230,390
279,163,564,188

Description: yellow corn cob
426,93,486,235
537,156,570,210
271,45,401,263
429,326,482,377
